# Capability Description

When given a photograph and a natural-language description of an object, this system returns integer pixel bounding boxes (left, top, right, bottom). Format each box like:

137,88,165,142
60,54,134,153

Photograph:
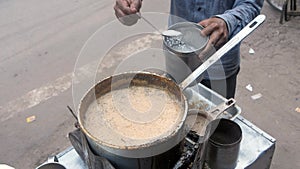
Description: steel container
205,118,242,169
163,22,209,83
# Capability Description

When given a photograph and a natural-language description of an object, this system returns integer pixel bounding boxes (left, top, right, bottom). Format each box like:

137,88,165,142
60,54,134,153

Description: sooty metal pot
78,72,189,169
205,118,242,169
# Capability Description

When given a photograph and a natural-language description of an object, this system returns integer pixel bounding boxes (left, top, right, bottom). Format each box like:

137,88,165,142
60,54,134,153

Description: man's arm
199,0,263,49
215,0,264,37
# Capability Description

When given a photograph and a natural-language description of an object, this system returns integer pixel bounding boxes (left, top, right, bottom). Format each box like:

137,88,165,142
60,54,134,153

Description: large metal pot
78,72,190,169
78,72,189,159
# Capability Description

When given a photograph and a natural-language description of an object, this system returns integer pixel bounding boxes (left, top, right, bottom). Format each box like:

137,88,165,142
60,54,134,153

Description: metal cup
205,118,242,169
163,22,209,83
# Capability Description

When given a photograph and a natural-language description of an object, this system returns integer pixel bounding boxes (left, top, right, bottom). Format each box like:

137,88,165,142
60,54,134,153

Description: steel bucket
163,22,208,83
204,118,242,169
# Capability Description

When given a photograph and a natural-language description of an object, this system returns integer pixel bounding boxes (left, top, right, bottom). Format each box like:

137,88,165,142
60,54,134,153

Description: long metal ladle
137,12,183,38
179,14,266,90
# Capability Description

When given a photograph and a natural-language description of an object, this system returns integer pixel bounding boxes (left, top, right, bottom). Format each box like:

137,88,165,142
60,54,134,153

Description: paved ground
0,1,299,169
237,4,300,169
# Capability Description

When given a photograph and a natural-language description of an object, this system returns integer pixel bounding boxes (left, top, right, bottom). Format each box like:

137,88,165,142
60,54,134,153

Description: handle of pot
188,98,235,119
47,156,59,163
208,98,236,119
69,129,87,161
67,105,80,128
36,156,66,169
179,14,266,90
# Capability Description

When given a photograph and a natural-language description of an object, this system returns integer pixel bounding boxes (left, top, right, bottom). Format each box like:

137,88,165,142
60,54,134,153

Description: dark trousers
200,68,240,99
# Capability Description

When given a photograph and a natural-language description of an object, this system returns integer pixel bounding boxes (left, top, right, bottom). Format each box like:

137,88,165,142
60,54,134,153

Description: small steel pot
205,118,242,169
163,22,209,83
189,98,236,137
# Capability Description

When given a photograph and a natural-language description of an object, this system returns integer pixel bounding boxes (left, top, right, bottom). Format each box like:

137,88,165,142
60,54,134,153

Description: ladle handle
179,14,266,90
136,12,163,35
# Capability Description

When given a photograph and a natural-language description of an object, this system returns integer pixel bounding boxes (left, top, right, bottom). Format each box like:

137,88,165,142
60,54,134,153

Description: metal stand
44,115,276,169
280,0,300,23
38,84,276,168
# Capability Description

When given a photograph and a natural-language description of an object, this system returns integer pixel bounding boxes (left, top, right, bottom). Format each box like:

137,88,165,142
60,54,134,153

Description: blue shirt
169,0,263,80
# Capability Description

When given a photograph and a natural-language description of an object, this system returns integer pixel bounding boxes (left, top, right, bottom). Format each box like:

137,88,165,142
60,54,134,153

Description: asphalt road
0,1,299,169
0,0,117,168
0,1,170,168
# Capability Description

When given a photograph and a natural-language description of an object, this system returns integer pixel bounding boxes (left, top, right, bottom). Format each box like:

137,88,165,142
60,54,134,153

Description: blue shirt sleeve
169,0,264,79
215,0,264,37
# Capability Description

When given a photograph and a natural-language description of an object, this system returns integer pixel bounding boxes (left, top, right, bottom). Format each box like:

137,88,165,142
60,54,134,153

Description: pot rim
208,119,242,147
163,22,209,54
77,71,189,154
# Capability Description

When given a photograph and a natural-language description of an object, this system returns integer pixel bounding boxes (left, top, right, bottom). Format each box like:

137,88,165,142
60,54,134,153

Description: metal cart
281,0,300,23
52,115,276,169
44,84,276,169
267,0,300,23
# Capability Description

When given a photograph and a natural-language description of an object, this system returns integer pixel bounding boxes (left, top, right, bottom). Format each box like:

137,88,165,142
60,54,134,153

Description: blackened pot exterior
78,72,189,169
163,22,208,83
205,118,242,169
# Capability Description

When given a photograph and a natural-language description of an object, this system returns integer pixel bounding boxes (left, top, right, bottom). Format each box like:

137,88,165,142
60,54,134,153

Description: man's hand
199,17,229,49
114,0,142,26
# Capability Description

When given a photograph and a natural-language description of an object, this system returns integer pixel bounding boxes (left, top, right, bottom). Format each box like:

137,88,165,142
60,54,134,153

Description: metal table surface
53,115,276,169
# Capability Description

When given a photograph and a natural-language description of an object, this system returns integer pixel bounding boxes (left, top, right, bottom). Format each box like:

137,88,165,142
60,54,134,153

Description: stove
69,128,202,169
49,115,275,169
